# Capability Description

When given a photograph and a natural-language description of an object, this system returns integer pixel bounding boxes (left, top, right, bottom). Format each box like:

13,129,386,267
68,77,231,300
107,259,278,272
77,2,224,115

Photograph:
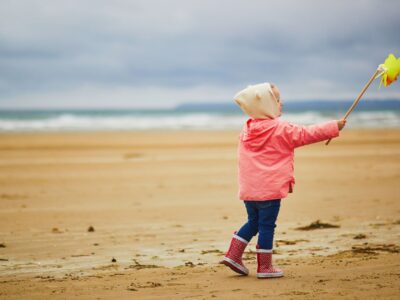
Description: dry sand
0,129,399,299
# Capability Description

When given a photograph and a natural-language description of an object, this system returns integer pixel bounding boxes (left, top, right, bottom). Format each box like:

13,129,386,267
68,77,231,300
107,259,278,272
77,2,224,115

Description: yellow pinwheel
378,53,400,87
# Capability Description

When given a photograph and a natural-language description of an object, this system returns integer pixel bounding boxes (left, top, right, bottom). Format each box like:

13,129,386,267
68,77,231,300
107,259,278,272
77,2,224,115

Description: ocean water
0,101,399,132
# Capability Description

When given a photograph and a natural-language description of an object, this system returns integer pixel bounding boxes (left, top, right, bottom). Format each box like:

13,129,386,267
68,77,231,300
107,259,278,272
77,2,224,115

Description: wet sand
0,129,399,299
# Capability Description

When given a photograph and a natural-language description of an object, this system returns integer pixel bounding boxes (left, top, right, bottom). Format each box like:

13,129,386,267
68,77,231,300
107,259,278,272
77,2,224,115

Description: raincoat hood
234,82,280,119
241,118,279,151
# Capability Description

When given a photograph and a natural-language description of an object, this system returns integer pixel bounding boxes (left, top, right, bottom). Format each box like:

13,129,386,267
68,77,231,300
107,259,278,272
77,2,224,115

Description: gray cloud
0,0,399,108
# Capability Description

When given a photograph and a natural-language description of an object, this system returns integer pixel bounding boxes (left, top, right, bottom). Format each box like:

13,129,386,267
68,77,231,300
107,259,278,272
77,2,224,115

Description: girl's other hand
337,119,346,131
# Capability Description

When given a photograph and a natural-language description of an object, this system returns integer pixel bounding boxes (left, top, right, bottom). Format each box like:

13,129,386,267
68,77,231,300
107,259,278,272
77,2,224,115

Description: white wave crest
0,111,399,132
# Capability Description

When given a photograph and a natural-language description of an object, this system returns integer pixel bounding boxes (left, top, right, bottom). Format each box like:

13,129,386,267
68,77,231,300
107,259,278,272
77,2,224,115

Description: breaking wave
0,110,399,132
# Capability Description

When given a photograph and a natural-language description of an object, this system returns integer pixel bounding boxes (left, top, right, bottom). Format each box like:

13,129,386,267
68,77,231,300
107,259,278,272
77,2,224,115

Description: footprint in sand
127,281,162,291
52,227,63,233
275,239,310,246
353,234,367,240
295,220,340,230
200,249,223,255
125,259,161,270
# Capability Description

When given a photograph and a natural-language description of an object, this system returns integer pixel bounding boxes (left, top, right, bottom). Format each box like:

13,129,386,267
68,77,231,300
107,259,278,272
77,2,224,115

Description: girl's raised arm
282,120,340,148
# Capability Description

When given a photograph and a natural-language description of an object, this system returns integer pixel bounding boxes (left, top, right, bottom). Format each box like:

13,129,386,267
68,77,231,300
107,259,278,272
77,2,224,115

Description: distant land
174,99,400,113
0,99,399,113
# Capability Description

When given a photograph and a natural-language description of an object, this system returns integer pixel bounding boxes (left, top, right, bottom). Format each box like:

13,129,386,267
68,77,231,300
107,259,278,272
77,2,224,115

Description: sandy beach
0,129,399,299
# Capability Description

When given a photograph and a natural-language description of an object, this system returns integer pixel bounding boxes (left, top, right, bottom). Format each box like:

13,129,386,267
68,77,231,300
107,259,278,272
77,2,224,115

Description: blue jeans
236,199,281,249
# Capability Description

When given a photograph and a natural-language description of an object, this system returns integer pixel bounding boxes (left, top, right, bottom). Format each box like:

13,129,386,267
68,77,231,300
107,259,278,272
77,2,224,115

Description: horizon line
1,98,400,111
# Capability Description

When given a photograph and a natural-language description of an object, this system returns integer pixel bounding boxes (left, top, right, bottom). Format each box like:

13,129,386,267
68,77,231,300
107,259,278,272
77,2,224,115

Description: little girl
221,82,346,278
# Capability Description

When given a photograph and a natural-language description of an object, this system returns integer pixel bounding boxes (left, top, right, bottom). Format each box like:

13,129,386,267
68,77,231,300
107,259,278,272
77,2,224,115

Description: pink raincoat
238,118,339,201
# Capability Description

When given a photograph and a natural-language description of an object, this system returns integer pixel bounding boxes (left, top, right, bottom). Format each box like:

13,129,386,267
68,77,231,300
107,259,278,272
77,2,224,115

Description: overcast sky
0,0,399,109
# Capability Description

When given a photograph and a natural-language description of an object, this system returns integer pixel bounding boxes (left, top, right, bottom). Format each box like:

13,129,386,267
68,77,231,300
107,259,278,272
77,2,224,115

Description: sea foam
0,110,399,132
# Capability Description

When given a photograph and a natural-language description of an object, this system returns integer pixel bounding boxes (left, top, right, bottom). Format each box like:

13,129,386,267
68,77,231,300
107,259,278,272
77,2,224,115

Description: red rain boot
256,245,283,278
220,232,249,275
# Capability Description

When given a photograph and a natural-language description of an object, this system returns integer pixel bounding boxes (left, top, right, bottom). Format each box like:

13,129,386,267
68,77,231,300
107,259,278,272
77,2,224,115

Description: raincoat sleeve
282,120,339,148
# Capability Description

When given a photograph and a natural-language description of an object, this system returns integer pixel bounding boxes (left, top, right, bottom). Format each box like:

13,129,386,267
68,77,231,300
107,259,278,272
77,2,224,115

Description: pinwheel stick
325,67,382,145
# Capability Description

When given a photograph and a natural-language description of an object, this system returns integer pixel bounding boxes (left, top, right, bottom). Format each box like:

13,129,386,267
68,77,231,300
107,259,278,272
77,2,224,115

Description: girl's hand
337,119,346,131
